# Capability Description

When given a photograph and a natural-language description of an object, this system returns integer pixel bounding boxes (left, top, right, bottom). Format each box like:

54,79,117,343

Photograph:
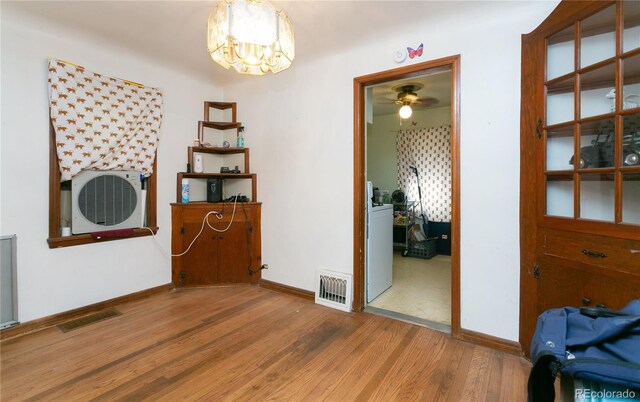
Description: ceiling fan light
399,104,413,119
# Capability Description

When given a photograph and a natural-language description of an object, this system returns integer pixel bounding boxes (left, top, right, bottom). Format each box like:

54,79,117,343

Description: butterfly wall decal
408,43,424,59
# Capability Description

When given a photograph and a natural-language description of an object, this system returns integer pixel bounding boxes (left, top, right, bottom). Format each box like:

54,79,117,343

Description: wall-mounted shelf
204,101,236,123
198,121,243,144
187,146,250,173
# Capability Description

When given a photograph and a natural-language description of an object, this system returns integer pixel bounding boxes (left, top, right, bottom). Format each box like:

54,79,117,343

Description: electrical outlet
442,234,448,239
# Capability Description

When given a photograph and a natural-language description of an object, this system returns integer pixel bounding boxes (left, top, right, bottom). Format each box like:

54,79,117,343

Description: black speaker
207,178,222,203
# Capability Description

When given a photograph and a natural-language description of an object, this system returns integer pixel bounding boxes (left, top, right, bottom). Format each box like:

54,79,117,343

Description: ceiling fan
378,83,439,119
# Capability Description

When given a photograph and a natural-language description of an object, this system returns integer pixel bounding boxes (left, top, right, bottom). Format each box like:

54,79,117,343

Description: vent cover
315,269,352,312
72,170,142,234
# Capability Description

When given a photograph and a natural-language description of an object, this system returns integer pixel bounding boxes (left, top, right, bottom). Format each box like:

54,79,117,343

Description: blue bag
528,299,640,402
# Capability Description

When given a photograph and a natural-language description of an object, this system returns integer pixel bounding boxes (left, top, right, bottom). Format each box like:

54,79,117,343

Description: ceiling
4,1,533,85
370,68,452,116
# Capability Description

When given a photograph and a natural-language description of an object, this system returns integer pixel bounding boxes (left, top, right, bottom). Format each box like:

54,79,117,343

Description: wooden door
205,203,252,284
178,218,218,286
217,220,251,283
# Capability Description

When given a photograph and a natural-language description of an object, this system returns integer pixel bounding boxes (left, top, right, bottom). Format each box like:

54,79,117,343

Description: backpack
528,299,640,402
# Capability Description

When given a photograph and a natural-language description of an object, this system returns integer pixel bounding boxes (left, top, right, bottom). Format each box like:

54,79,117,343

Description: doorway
353,56,461,337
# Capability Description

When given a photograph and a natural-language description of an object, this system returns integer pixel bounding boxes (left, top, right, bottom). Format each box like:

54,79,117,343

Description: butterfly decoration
407,43,424,59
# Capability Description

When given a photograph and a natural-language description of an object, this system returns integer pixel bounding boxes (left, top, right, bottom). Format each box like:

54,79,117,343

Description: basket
407,238,437,259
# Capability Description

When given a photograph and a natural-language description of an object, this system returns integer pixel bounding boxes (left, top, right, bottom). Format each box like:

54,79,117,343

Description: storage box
407,238,437,259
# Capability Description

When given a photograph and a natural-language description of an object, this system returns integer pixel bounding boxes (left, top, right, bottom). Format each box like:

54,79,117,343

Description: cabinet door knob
582,249,607,258
582,298,591,306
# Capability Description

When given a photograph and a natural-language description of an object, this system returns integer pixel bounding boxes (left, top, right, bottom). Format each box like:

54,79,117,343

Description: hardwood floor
0,287,532,401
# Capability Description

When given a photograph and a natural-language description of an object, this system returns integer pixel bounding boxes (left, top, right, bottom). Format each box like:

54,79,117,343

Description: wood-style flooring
0,286,532,401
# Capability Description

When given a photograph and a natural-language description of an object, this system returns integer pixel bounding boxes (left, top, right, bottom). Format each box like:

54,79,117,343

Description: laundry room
365,66,453,330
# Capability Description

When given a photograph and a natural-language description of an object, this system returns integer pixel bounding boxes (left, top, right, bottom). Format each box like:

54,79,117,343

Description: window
48,119,158,248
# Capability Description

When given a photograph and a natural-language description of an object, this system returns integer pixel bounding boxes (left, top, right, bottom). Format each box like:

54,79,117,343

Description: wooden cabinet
520,0,640,356
171,202,262,286
171,101,262,287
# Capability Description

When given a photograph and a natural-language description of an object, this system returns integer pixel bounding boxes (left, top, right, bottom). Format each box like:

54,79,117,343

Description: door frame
352,55,461,337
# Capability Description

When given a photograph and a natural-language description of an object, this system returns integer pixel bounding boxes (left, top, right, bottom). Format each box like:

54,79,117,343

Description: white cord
143,194,241,258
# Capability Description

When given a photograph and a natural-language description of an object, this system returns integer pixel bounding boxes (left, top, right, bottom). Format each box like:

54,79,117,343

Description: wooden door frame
353,55,461,338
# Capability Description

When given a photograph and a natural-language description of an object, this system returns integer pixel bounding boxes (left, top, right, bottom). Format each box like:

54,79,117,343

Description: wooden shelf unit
197,121,243,144
204,101,236,123
180,101,257,203
176,172,257,203
171,100,261,287
198,102,244,146
187,146,250,173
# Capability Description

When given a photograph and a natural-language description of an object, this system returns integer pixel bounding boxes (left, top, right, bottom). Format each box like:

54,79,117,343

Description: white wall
0,7,221,322
367,107,452,193
223,1,559,341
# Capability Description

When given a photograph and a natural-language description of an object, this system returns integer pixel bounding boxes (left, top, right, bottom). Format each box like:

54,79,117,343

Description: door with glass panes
520,0,640,356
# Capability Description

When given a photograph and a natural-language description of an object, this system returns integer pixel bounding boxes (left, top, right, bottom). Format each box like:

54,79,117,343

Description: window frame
47,119,158,248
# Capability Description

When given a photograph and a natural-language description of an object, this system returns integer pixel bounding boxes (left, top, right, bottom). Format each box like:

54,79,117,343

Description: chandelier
207,0,295,76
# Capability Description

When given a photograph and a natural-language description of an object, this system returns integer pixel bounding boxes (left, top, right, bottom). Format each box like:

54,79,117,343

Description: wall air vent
315,269,352,312
71,170,142,234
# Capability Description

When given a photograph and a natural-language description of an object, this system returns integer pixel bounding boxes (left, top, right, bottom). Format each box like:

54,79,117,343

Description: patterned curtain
48,59,163,181
396,125,452,223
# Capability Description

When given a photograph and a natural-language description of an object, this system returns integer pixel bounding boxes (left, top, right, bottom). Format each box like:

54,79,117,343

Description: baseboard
259,279,315,301
459,328,524,356
0,283,174,341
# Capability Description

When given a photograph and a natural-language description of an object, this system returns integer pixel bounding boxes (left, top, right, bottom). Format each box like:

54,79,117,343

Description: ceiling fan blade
413,97,439,107
377,97,402,104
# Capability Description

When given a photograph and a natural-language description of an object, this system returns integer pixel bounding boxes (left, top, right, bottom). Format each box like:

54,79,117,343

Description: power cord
233,201,265,277
143,193,240,258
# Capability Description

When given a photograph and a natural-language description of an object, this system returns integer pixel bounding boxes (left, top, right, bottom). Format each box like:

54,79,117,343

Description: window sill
47,227,158,249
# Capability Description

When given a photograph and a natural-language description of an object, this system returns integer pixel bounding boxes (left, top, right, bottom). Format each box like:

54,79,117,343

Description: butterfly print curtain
48,59,163,181
396,125,452,223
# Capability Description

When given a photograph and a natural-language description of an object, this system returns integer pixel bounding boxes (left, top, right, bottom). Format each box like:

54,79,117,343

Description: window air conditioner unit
71,170,143,234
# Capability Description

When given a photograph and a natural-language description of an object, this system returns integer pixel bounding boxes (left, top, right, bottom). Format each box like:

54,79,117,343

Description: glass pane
547,76,575,125
580,62,615,118
547,25,575,81
547,176,574,217
623,53,640,111
547,125,574,171
623,113,640,166
580,5,616,68
580,173,615,221
623,0,640,53
578,118,615,168
622,173,640,224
